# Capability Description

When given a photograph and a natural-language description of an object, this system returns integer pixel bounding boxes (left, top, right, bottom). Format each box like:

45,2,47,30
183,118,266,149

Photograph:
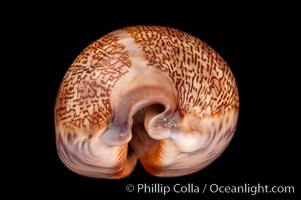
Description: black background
21,4,298,199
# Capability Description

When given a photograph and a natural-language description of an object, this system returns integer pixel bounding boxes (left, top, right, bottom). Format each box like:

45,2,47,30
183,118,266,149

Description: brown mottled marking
55,33,131,132
125,26,238,117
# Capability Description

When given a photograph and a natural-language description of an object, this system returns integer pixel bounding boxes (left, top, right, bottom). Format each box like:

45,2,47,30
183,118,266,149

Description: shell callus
55,26,239,179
